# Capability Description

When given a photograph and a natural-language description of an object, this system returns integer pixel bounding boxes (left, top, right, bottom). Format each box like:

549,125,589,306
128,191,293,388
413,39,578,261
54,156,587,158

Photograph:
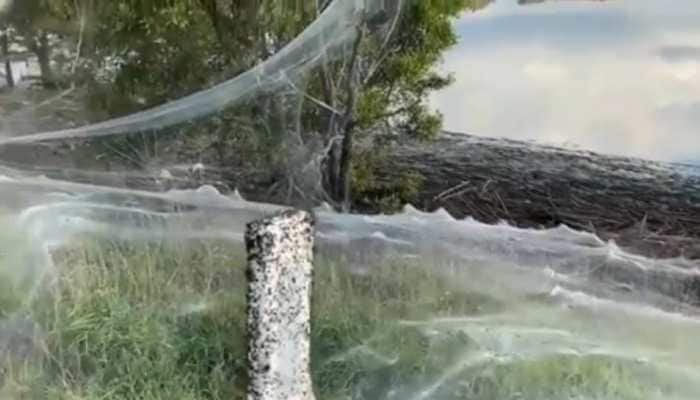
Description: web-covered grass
0,236,666,400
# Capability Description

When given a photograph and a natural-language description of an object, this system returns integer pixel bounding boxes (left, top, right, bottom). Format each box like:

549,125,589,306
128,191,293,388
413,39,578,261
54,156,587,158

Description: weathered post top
245,209,316,400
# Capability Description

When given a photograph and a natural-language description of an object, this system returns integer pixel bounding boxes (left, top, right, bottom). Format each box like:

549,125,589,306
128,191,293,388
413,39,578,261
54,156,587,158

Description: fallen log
2,131,699,260
370,132,700,259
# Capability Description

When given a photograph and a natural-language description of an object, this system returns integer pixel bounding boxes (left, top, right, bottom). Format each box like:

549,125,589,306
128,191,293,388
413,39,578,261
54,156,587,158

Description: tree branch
336,26,366,211
362,0,404,87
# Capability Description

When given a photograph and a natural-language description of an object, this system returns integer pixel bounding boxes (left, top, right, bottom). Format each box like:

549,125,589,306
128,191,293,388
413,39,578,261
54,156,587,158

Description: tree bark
338,122,355,212
1,28,14,88
34,32,56,88
333,27,364,212
324,142,340,201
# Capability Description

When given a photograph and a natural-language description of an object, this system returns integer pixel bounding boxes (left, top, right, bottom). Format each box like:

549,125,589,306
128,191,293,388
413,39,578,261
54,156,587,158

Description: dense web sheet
1,0,699,398
0,0,365,144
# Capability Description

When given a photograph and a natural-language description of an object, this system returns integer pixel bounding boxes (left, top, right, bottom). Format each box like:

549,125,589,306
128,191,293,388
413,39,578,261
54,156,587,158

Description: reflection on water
434,0,700,164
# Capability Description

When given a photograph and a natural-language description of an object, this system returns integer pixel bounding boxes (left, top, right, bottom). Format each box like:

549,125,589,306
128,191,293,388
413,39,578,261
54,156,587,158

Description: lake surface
433,0,700,164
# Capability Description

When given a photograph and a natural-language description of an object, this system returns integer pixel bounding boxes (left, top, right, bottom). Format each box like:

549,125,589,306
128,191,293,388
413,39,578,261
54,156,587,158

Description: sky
432,0,700,164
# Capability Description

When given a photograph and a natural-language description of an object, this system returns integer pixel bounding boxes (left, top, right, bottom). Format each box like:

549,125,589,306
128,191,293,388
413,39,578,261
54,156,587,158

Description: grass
0,235,675,399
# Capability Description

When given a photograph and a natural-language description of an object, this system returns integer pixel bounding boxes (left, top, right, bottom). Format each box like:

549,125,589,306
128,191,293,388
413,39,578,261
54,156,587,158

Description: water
434,0,700,164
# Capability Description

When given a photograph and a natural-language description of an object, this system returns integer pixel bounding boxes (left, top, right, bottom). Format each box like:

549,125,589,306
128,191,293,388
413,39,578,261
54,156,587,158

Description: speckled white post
245,210,316,400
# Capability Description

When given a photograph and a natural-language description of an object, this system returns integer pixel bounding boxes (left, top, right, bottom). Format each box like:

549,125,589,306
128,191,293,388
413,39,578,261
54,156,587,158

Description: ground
0,235,663,399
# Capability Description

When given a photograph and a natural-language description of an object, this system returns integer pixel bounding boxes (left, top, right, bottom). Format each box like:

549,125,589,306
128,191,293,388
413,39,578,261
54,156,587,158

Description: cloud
657,101,700,119
432,43,700,163
456,6,642,51
431,0,700,163
656,45,700,63
522,61,568,82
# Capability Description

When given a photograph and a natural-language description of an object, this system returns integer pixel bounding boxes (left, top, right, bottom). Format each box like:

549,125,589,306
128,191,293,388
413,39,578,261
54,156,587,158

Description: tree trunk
3,59,12,88
325,143,340,201
331,27,364,212
34,33,56,88
337,122,355,212
1,28,13,88
196,0,229,53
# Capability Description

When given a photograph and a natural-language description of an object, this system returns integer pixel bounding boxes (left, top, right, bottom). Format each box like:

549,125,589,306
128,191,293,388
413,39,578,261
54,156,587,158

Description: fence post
245,209,316,400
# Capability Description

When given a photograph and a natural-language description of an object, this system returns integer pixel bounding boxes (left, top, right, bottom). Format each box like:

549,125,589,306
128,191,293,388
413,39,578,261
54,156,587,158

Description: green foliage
352,149,425,213
0,237,497,398
83,1,219,115
0,234,668,399
3,239,249,399
73,0,320,117
356,0,479,141
3,0,492,209
2,0,77,87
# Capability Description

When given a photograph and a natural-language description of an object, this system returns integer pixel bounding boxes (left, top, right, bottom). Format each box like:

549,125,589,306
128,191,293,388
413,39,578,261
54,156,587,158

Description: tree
319,0,491,210
11,0,492,211
1,25,14,88
2,0,78,88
